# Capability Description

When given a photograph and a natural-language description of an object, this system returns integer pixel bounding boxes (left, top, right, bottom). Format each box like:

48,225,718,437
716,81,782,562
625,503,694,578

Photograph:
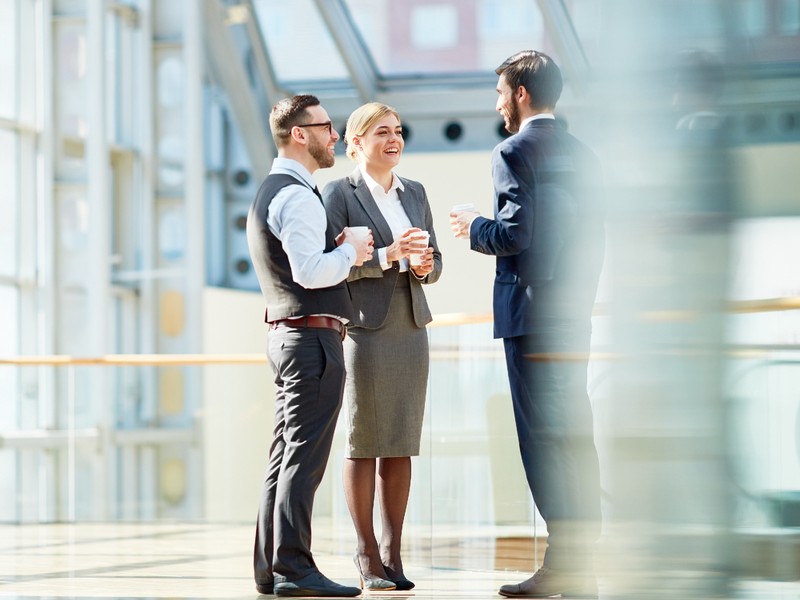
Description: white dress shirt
267,157,356,289
519,112,555,131
359,165,413,272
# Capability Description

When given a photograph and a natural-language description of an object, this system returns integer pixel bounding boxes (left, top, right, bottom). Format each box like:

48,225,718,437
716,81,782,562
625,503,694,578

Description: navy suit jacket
469,118,604,339
322,168,443,329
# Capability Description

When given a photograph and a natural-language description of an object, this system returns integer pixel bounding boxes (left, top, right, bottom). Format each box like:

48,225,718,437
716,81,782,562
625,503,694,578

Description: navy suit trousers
503,321,601,572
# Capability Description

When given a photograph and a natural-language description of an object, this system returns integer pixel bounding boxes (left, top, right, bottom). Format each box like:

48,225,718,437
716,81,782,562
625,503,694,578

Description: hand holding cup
387,227,427,263
408,230,430,266
339,226,374,266
449,203,478,240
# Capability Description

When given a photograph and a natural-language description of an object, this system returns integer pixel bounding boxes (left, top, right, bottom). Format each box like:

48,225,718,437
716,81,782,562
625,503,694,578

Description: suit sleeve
469,144,534,257
321,181,385,282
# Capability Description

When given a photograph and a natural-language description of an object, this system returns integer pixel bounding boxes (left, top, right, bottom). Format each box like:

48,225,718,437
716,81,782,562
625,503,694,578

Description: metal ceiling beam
241,0,288,106
203,0,273,175
536,0,591,89
311,0,378,103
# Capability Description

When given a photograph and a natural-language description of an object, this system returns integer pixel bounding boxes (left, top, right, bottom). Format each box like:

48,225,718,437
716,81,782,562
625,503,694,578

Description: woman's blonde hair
345,102,401,161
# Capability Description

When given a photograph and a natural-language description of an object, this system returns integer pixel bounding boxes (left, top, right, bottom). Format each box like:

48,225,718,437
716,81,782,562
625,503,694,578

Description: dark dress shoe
274,572,361,597
256,582,274,595
382,564,415,591
498,566,593,598
352,555,395,590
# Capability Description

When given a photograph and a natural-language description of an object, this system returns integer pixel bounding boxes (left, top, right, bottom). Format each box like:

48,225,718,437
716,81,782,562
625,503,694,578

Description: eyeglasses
296,121,333,135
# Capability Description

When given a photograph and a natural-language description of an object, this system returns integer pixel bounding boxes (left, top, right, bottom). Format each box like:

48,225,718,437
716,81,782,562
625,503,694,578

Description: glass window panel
56,22,88,137
55,21,88,177
154,0,185,40
344,0,550,75
106,13,120,143
0,285,18,354
410,4,459,50
0,0,17,118
0,130,18,277
0,285,19,429
155,50,185,191
741,0,768,36
568,0,603,58
254,0,349,81
779,0,800,35
0,451,16,521
566,1,730,65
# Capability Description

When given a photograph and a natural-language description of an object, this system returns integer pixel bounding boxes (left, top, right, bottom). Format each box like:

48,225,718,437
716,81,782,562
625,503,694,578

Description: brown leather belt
269,316,347,340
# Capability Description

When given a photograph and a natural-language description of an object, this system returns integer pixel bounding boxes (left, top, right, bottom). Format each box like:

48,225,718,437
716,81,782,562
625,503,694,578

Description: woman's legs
377,456,411,574
343,457,389,579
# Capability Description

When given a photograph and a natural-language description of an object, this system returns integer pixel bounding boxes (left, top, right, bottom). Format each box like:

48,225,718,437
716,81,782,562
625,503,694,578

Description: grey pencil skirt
343,272,429,458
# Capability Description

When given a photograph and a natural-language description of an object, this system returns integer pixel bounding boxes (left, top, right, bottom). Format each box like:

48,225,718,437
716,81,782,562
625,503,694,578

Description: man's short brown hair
496,50,563,111
269,94,321,147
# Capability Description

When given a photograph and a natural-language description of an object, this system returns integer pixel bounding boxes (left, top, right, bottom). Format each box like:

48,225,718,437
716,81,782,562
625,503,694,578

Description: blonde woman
322,103,442,591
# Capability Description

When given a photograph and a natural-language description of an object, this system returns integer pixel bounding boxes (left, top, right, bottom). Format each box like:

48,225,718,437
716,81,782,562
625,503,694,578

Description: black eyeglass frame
296,121,333,135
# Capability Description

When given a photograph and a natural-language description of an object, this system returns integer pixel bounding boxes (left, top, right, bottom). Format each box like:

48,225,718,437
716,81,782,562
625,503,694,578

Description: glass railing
1,299,799,583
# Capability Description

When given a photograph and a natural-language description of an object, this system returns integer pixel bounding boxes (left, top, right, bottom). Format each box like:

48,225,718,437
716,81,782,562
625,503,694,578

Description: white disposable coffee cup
349,226,370,243
409,231,430,266
451,203,476,213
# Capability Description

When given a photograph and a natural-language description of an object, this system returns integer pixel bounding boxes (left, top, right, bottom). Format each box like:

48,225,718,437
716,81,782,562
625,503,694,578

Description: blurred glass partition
2,300,799,588
424,319,535,571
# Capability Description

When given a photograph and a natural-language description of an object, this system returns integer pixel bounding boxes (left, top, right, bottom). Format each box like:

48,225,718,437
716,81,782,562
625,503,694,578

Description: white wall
202,286,273,521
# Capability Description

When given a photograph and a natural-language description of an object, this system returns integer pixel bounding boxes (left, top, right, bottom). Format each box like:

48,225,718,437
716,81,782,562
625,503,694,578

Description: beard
308,135,334,169
504,101,521,134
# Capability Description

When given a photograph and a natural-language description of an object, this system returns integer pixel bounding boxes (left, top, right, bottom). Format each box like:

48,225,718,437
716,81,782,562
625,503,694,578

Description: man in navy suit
450,51,604,598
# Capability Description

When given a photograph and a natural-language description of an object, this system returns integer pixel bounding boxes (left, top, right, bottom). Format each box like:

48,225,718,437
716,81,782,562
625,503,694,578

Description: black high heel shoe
382,564,415,591
353,554,396,591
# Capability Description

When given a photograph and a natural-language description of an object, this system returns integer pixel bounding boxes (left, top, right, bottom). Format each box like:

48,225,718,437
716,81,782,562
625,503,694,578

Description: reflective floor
0,522,797,599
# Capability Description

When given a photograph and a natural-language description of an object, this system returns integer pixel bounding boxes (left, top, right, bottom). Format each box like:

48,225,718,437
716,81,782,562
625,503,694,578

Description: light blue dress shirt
266,157,356,289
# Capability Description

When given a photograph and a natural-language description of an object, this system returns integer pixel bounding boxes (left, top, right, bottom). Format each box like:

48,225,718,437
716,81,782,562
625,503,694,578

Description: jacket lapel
348,168,396,247
397,183,422,229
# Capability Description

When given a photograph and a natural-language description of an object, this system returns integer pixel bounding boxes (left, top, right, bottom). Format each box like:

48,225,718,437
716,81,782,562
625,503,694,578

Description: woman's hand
386,227,425,263
410,247,434,278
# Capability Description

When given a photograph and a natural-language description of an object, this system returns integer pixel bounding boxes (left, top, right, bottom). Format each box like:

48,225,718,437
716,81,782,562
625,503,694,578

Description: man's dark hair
496,50,563,111
269,94,321,147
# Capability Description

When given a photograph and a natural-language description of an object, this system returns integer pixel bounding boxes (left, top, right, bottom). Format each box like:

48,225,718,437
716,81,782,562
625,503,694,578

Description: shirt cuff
340,243,357,266
379,247,391,270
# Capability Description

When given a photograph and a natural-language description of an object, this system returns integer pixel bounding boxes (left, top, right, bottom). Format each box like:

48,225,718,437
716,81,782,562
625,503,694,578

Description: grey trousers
254,326,346,586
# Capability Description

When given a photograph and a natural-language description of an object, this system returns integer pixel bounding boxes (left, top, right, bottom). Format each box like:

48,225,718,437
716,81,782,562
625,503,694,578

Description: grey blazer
322,168,443,329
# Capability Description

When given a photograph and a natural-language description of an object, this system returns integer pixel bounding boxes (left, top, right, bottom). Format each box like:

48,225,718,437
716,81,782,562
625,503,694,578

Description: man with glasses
248,94,373,597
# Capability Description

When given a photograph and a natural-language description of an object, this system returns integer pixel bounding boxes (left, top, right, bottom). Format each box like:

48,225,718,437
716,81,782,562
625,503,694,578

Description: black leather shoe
498,566,593,598
382,564,415,591
256,581,274,595
274,572,361,597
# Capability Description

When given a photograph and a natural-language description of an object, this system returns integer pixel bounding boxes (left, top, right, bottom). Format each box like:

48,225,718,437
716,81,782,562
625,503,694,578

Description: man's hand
337,227,374,266
449,210,479,240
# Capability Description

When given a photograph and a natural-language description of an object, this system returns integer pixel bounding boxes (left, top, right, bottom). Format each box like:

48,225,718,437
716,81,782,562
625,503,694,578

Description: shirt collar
519,112,555,131
359,164,404,195
270,157,316,190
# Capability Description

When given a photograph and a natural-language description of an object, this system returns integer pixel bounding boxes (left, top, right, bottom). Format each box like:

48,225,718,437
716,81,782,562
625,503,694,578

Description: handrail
0,353,270,366
0,296,798,367
430,296,800,324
